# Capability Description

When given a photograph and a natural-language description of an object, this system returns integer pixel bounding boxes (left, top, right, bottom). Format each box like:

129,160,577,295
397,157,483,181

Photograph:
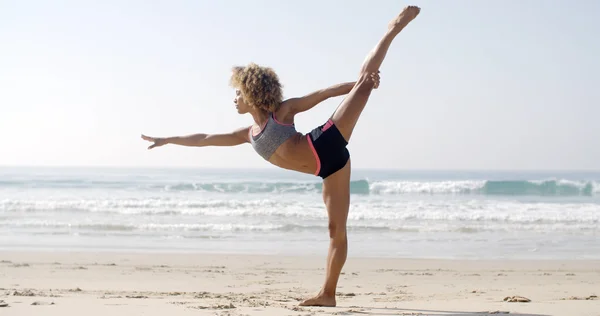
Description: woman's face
234,89,250,114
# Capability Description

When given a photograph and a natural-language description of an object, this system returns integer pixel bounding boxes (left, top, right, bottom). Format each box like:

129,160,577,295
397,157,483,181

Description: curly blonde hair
229,63,283,112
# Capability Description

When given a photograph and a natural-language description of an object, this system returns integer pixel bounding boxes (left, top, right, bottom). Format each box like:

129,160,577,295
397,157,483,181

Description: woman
142,5,421,307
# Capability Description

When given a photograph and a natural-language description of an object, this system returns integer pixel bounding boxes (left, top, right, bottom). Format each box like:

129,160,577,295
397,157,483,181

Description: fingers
147,141,164,150
369,72,379,81
370,70,381,89
142,134,160,150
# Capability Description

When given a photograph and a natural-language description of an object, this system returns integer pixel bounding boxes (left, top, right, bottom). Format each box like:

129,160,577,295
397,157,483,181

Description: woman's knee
354,72,376,95
328,221,347,241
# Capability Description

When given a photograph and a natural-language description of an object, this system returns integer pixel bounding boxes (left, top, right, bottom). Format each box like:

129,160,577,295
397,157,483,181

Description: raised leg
331,5,420,142
299,159,351,307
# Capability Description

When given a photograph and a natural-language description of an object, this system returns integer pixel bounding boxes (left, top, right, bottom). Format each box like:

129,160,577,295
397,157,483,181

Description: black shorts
307,119,350,179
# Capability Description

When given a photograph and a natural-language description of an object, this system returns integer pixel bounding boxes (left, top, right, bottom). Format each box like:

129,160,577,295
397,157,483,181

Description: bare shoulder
274,99,297,124
233,125,253,143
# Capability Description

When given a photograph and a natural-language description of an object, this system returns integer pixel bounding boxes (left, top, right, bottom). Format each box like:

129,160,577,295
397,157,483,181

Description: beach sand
1,252,598,316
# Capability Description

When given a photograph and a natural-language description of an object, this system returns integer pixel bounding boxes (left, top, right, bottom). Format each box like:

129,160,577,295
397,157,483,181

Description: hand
141,134,168,150
371,71,380,89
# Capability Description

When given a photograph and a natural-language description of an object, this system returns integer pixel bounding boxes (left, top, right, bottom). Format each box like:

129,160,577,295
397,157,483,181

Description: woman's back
249,106,318,175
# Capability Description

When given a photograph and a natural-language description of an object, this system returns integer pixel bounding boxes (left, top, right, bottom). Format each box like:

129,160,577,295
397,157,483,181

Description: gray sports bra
249,113,297,160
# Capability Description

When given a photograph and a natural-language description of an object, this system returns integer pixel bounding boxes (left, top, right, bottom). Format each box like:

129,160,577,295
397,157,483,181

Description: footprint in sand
187,303,236,310
135,267,152,271
331,310,361,315
561,295,598,301
338,292,356,297
13,289,37,297
206,265,226,269
503,296,531,302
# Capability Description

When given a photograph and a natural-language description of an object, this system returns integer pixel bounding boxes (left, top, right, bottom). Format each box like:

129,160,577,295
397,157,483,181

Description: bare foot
298,293,336,307
389,5,421,33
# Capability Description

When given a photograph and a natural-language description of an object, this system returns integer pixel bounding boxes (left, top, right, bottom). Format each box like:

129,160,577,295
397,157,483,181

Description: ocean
1,166,599,260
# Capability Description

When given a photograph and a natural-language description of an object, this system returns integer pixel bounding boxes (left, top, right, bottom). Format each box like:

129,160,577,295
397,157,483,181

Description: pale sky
1,0,599,170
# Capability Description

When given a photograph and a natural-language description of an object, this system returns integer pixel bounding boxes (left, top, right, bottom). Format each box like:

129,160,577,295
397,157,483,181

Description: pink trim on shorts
322,119,334,131
306,136,321,176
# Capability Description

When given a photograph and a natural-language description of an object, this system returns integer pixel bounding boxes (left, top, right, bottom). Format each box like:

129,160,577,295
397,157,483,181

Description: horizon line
1,165,600,173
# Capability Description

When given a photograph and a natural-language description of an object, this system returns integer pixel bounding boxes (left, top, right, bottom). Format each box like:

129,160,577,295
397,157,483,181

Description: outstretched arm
285,72,380,115
141,126,250,150
284,82,355,115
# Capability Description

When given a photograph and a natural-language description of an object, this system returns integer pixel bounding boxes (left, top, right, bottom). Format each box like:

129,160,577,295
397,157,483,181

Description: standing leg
331,5,420,142
299,159,351,307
